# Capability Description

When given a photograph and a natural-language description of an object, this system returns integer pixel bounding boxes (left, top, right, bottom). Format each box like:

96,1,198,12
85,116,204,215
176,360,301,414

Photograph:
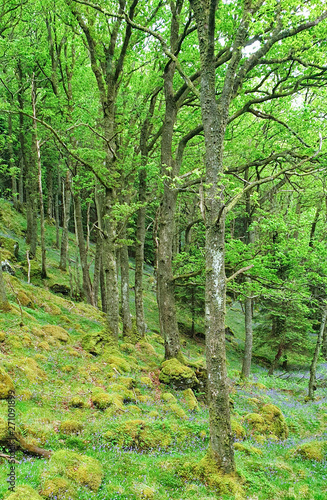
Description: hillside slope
0,201,326,500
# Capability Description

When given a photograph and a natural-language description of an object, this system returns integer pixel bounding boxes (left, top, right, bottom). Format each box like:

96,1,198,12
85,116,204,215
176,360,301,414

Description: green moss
82,329,117,355
119,342,136,354
119,376,135,389
260,404,289,439
0,367,14,399
140,376,153,388
234,442,263,456
291,440,327,461
105,355,131,373
17,389,33,401
5,485,43,500
162,392,177,403
60,420,84,435
0,417,8,440
109,383,136,402
43,325,70,343
168,403,188,420
123,319,143,344
243,413,266,434
13,357,47,383
136,341,158,357
231,419,246,440
104,419,172,450
92,391,124,411
0,331,5,342
183,388,199,411
40,477,76,499
69,396,87,408
159,358,198,389
42,449,103,492
177,449,244,498
133,483,155,499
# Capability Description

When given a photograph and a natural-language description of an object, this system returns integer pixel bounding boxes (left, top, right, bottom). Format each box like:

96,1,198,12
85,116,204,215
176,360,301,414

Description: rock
41,477,76,499
290,440,327,461
243,404,288,440
159,358,198,389
1,259,15,275
183,388,199,411
0,367,14,399
231,419,246,440
42,449,103,492
42,325,70,343
162,392,177,403
104,419,172,450
49,283,71,295
82,329,116,355
6,485,43,500
140,376,153,388
133,483,155,499
60,420,84,435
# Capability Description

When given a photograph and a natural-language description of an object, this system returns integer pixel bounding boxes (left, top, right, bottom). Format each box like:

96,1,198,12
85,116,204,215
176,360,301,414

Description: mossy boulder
177,450,244,498
260,404,289,440
290,440,327,461
162,392,177,403
5,485,43,500
60,420,84,435
82,329,117,355
168,403,188,420
105,355,131,373
42,449,103,492
159,358,198,389
133,483,155,499
140,376,153,388
243,413,266,434
183,388,199,411
92,391,124,411
14,357,47,383
119,376,136,389
17,289,35,308
0,367,14,399
69,396,87,408
43,325,70,343
231,419,246,440
104,419,172,450
119,342,135,354
0,331,5,342
40,477,76,499
135,341,158,357
243,404,288,440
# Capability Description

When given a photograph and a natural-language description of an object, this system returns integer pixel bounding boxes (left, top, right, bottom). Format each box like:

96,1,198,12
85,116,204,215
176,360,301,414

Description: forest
0,0,327,499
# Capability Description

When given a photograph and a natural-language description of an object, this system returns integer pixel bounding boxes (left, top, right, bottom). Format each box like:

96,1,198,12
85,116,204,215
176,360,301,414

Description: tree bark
309,305,327,399
73,191,94,305
59,171,72,271
0,255,10,312
120,235,133,337
32,73,47,279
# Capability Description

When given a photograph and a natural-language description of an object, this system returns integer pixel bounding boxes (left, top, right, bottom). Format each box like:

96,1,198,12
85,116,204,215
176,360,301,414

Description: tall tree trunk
55,171,60,249
59,171,72,271
268,341,284,376
73,191,94,305
190,0,245,474
308,305,327,399
8,114,18,210
241,173,254,378
47,166,53,219
120,236,133,337
103,187,119,339
242,289,253,379
32,73,47,279
135,166,146,338
0,254,10,312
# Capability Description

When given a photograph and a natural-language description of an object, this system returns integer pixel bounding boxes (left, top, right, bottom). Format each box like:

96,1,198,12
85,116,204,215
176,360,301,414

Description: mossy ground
0,200,327,499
